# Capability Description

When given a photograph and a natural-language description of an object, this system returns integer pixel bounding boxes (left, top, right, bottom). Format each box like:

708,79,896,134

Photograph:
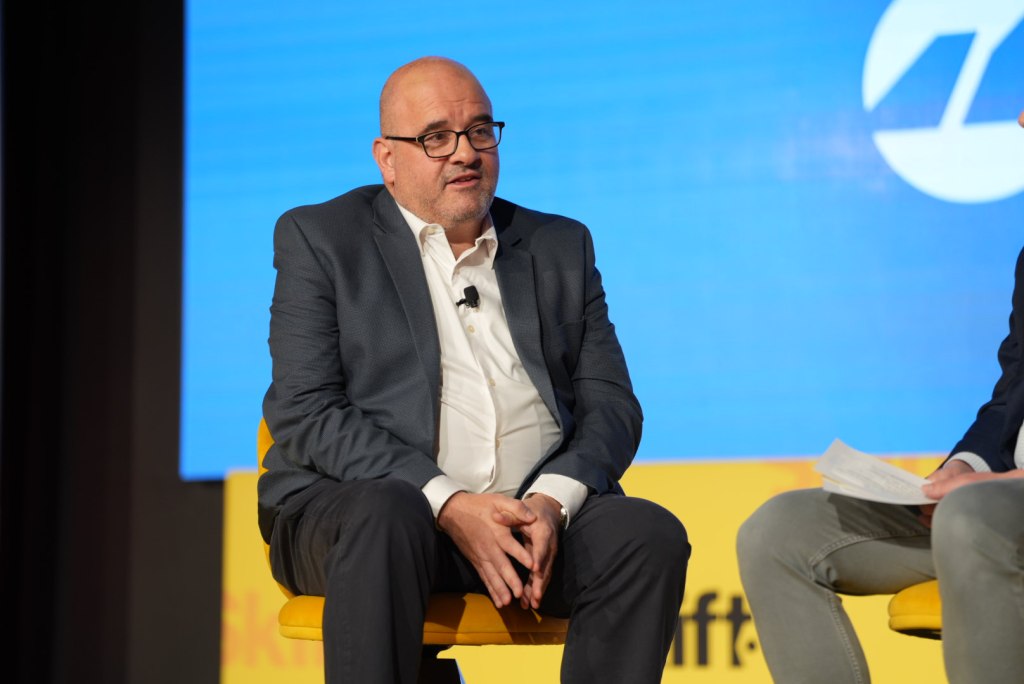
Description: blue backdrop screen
183,0,1024,479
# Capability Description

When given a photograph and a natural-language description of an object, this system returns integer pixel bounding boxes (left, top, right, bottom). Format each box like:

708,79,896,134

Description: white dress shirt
396,204,589,524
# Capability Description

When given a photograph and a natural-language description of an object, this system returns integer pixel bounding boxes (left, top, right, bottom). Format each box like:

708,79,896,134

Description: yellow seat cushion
278,592,568,645
887,579,941,639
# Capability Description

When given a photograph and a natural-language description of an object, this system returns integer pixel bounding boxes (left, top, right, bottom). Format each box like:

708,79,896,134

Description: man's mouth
446,173,481,187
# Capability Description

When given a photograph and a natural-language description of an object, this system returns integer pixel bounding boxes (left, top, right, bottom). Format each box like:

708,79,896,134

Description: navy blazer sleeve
949,247,1024,472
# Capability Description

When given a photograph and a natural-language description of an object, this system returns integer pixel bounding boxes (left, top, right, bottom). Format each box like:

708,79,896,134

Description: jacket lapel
370,190,442,411
492,203,560,426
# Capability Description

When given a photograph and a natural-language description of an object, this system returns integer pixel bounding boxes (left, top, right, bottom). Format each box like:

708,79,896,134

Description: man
737,112,1024,684
258,56,690,683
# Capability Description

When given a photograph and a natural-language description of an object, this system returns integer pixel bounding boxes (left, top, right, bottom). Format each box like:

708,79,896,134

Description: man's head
1019,109,1024,128
373,57,499,234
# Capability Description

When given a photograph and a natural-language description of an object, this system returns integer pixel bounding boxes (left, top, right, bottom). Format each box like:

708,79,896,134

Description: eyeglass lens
421,123,502,157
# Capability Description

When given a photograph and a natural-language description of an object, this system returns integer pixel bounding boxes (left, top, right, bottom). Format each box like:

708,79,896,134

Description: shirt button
487,378,496,387
495,438,501,448
467,325,476,333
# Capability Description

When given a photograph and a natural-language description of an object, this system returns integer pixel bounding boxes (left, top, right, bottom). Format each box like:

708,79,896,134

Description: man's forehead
393,68,489,106
385,70,491,130
381,59,489,118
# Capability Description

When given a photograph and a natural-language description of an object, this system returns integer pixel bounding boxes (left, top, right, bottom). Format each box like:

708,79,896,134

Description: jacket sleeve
534,224,643,494
948,248,1024,472
262,210,444,487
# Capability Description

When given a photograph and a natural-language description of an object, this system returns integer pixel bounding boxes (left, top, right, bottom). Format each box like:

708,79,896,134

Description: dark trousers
270,478,690,683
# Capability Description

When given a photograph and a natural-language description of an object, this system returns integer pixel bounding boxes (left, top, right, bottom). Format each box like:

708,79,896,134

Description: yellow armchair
887,579,941,640
256,418,568,681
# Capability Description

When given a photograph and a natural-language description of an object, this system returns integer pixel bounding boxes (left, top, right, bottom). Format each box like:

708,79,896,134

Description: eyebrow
417,113,494,136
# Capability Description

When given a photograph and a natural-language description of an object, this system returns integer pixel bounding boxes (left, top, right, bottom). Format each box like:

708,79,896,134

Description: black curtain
1,2,222,682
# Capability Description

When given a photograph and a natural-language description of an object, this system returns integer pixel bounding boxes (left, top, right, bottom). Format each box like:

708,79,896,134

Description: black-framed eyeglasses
385,121,505,158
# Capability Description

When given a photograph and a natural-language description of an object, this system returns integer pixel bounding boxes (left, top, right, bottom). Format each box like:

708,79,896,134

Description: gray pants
736,480,1024,683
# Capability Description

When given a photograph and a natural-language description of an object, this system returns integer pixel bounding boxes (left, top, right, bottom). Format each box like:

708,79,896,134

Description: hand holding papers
814,439,938,505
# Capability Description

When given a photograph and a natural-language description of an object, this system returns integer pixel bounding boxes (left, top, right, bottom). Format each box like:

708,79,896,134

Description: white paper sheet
813,438,937,505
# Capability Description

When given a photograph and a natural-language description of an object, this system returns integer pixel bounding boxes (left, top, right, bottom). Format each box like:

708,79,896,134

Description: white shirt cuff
422,475,467,518
524,474,589,527
947,451,990,473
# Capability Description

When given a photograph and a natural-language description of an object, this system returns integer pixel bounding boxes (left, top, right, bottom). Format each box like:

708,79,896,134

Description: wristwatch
526,493,569,531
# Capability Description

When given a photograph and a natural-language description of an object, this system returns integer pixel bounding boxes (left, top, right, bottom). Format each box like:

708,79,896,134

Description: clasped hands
436,491,563,610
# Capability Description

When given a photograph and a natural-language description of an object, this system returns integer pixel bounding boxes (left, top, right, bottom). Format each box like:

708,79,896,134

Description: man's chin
439,193,495,225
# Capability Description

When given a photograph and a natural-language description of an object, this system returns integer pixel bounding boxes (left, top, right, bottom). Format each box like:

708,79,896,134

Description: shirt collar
396,202,497,263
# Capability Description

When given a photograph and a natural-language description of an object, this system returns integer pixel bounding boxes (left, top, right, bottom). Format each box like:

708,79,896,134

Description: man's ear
372,138,396,186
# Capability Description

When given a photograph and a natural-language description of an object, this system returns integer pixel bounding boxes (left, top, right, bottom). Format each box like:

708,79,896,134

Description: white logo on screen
863,0,1024,203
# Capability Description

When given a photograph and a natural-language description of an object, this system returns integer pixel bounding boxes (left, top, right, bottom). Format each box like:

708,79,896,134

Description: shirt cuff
947,451,990,473
524,474,589,528
422,475,467,518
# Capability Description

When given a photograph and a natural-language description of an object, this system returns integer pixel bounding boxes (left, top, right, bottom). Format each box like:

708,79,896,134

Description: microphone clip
456,285,480,309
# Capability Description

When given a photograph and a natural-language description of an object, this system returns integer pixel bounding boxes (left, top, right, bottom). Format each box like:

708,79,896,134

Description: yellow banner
223,456,946,683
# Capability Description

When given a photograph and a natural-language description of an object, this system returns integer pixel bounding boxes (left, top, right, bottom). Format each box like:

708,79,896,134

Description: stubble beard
433,179,496,229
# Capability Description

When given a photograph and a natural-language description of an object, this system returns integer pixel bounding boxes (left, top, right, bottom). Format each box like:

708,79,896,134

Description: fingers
924,472,973,500
517,563,542,610
528,534,556,608
923,470,996,502
462,528,528,606
498,528,536,570
916,503,935,529
518,524,557,609
923,461,974,501
923,474,967,499
436,492,542,607
515,500,562,608
921,480,944,501
526,573,542,609
521,582,532,610
479,557,521,607
525,526,552,571
526,558,554,610
519,539,534,609
491,499,537,527
467,532,525,607
928,460,973,481
478,569,506,607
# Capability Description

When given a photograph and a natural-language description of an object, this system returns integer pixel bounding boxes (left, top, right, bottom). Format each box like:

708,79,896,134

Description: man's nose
448,131,481,163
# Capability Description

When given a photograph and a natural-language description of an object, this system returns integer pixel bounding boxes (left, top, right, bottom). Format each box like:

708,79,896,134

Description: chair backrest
257,418,274,476
257,418,297,599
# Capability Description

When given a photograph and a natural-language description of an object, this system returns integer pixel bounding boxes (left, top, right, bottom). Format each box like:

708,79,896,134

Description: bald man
737,111,1024,684
259,57,689,683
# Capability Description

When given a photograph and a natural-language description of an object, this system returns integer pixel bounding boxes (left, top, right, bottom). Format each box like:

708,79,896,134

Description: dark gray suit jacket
950,246,1024,472
258,185,642,541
